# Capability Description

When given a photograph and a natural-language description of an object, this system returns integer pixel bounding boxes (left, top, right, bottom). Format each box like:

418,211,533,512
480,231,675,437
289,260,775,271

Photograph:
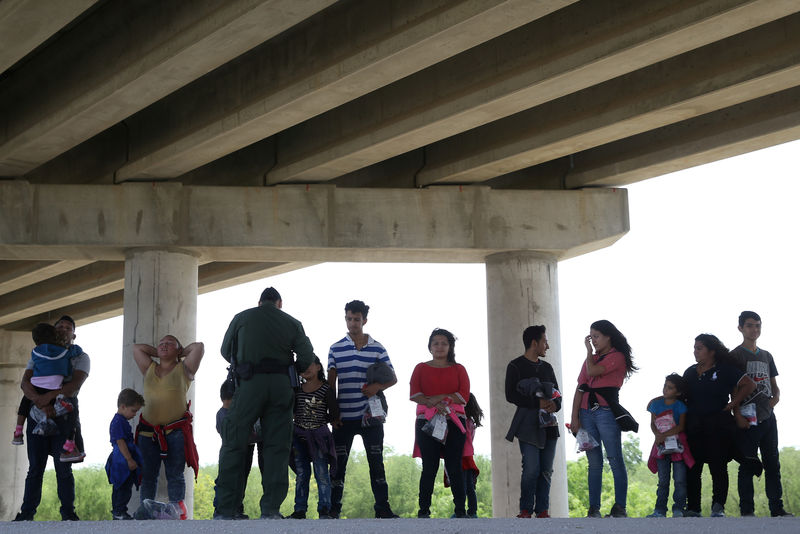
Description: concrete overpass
2,0,800,521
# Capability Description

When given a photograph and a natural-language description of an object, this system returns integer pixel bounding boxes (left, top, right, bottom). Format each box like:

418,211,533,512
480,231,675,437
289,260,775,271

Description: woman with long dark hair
410,328,470,518
682,334,754,517
570,319,637,518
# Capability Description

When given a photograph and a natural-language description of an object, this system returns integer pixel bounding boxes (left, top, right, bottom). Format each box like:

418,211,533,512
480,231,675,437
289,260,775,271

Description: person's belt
236,359,289,380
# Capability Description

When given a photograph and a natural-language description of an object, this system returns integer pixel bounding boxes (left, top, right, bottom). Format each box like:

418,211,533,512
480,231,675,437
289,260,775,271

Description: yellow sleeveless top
141,361,191,427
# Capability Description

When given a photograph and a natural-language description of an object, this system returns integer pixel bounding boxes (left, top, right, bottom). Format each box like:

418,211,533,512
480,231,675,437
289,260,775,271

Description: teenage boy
504,325,561,519
327,300,398,519
730,311,793,517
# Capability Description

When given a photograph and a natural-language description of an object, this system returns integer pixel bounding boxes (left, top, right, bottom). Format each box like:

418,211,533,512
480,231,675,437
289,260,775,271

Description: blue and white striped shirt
328,334,393,421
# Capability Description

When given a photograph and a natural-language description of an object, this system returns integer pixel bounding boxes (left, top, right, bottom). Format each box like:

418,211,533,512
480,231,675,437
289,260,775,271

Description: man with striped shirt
327,300,398,519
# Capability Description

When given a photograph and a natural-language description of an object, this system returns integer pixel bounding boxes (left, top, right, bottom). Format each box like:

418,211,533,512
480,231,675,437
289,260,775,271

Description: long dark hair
464,393,483,428
428,328,456,363
694,333,733,367
590,319,637,378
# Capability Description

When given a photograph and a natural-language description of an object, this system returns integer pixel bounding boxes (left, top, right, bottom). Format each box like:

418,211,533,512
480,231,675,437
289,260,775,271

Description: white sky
72,138,800,466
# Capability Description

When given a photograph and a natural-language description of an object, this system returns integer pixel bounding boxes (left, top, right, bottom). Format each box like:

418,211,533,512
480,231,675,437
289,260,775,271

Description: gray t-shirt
730,345,778,423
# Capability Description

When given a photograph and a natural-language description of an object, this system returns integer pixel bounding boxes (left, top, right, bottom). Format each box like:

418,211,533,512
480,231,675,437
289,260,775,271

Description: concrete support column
122,248,199,517
0,329,34,521
486,251,567,518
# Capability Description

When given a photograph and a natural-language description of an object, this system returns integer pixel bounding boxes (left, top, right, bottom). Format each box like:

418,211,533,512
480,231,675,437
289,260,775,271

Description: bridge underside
2,0,800,520
2,0,800,329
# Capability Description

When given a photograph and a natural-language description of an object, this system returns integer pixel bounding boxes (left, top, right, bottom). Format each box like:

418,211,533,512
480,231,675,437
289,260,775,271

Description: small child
646,373,694,518
214,379,263,520
106,388,145,520
289,357,339,519
461,394,483,518
24,323,84,461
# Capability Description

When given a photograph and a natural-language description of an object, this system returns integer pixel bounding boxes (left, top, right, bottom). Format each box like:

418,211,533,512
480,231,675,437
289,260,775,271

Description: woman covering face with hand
570,320,637,519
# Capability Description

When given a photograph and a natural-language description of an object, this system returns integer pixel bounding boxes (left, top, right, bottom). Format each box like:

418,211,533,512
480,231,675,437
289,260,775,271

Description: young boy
730,311,793,517
23,323,84,461
106,388,145,520
215,380,263,520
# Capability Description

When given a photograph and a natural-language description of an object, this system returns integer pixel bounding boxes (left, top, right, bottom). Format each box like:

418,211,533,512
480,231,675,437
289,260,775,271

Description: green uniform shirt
221,303,315,372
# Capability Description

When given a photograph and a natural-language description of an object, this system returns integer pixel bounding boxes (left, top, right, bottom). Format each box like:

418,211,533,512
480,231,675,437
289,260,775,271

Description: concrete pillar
0,329,34,521
485,251,567,518
122,248,199,517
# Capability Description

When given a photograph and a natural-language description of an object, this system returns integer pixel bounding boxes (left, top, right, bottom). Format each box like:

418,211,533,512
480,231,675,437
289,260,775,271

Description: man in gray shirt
730,311,792,517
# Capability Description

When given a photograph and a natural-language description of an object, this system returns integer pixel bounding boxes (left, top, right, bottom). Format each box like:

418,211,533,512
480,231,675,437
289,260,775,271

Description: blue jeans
738,414,784,515
464,468,477,516
519,438,557,513
19,420,75,520
330,420,391,515
137,428,186,504
580,407,627,509
655,458,686,514
293,435,332,512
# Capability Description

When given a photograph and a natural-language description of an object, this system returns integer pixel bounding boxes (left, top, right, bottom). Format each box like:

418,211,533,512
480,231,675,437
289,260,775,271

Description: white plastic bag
575,428,599,452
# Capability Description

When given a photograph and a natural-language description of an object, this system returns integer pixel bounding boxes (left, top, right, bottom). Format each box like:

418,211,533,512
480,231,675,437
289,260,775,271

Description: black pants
415,418,467,516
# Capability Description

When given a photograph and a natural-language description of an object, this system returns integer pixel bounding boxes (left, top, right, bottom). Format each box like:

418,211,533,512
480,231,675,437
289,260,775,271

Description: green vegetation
28,438,799,520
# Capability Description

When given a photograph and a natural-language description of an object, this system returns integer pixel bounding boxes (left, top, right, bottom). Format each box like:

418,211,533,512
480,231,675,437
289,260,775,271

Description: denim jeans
415,418,467,516
519,438,557,513
112,472,137,516
655,458,686,514
330,420,390,515
137,428,186,503
293,435,332,512
580,407,627,509
19,421,75,520
464,468,477,516
738,414,784,515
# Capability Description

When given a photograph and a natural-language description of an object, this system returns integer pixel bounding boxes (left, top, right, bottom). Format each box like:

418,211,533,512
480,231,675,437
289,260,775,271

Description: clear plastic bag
741,403,757,426
421,413,449,444
575,428,599,452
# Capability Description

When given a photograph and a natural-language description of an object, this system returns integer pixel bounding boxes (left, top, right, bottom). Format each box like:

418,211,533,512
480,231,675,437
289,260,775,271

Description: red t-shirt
409,362,470,416
577,350,626,409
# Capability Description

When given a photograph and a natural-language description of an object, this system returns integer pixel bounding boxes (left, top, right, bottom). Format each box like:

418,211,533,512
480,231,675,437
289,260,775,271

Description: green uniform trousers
216,373,294,516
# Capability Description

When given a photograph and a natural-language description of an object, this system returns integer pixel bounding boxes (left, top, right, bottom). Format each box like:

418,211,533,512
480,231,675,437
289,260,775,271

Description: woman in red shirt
410,328,470,518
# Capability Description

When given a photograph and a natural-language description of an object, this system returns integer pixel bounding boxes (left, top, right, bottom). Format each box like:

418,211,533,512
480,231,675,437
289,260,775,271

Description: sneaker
213,513,234,520
112,512,134,520
417,510,431,518
535,510,551,518
175,500,187,520
54,397,74,416
771,509,794,517
260,513,284,519
672,509,684,517
587,507,602,518
516,510,532,518
606,503,627,518
233,512,249,520
467,513,478,518
741,512,755,517
61,511,80,521
318,509,333,519
375,509,399,518
11,431,24,446
711,502,725,517
60,449,86,462
13,512,33,522
683,509,702,517
287,510,306,519
646,511,666,518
